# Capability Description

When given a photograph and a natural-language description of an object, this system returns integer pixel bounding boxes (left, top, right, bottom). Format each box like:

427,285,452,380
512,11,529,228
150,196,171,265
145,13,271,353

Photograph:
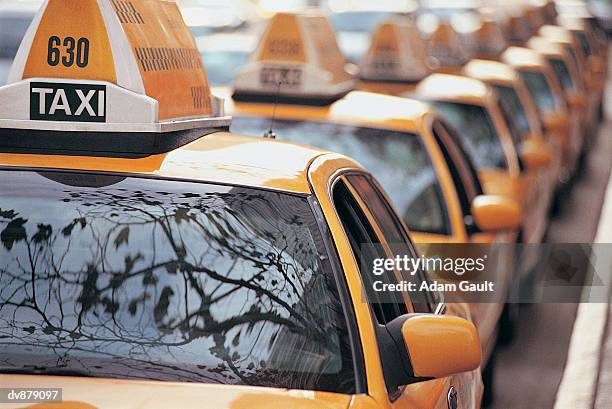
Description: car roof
224,89,433,134
464,59,520,84
414,73,492,105
528,36,570,58
502,46,548,69
0,131,338,195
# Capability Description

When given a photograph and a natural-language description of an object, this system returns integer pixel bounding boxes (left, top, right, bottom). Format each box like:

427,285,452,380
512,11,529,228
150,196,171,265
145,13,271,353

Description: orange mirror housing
568,92,587,111
471,195,521,232
543,111,569,134
521,137,552,169
402,315,481,379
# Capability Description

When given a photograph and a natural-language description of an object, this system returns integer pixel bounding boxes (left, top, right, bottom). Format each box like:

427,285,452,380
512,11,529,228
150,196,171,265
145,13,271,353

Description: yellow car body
463,58,559,214
413,74,552,280
501,46,582,183
0,131,483,409
539,23,606,128
527,36,591,144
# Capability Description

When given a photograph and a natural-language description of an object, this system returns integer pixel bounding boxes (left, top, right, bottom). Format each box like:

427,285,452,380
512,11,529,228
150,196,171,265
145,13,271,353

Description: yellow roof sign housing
0,0,230,156
360,19,430,83
233,12,356,105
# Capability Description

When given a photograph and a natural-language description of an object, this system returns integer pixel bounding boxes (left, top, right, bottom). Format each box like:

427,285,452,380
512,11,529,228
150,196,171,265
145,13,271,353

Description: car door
335,172,481,409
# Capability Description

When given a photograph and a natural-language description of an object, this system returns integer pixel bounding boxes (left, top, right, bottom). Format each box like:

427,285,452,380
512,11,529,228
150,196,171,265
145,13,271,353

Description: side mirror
585,74,600,91
543,112,568,134
401,315,481,379
382,314,481,390
521,137,552,170
567,92,587,111
471,195,521,232
589,56,606,75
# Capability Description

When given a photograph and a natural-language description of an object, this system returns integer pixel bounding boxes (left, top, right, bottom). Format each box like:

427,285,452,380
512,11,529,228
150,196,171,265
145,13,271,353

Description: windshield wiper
0,367,96,377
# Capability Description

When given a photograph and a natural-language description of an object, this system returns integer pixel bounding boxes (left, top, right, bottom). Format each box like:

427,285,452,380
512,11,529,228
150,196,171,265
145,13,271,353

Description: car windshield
431,101,507,170
331,11,393,33
232,117,450,235
521,70,560,114
493,84,532,137
0,170,355,393
201,50,250,85
576,32,592,57
550,58,575,92
0,15,32,58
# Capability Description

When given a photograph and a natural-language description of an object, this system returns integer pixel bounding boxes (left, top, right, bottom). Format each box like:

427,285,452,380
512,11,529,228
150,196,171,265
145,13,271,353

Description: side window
332,179,409,324
432,123,473,220
344,174,434,313
433,121,484,233
346,174,407,244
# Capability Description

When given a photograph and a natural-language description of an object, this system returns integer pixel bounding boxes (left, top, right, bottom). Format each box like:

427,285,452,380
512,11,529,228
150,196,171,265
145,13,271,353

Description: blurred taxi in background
350,20,554,288
413,75,552,287
554,16,608,116
0,1,485,408
557,0,612,35
540,23,606,122
527,36,591,151
463,59,561,213
501,46,581,186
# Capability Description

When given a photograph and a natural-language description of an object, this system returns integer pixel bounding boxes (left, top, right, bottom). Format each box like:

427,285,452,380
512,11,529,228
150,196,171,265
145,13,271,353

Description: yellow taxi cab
0,2,484,409
462,59,561,209
557,10,610,61
557,14,608,72
527,35,593,151
355,20,552,257
553,16,608,121
501,46,582,185
412,74,552,285
539,23,606,123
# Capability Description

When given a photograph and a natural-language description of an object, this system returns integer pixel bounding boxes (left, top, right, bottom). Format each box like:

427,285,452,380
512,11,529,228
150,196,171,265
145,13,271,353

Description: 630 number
47,36,89,68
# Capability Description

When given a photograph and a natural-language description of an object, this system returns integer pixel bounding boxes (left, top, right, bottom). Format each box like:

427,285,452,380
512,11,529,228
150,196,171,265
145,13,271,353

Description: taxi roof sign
471,19,508,59
359,19,430,83
427,21,470,68
0,0,230,156
233,12,356,105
